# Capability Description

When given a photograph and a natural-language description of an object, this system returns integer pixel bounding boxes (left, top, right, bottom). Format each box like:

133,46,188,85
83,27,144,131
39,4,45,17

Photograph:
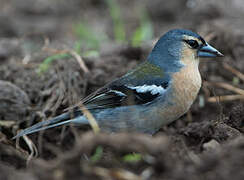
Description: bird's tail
12,113,88,139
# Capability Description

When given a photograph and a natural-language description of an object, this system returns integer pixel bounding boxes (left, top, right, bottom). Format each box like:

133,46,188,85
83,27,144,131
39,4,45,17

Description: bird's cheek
168,43,181,58
181,47,197,64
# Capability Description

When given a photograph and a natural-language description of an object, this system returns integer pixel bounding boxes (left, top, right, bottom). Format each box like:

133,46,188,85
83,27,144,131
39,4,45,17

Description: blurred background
1,0,244,54
0,0,244,180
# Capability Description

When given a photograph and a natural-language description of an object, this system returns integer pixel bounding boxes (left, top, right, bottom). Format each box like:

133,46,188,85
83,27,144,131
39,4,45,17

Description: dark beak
198,43,224,58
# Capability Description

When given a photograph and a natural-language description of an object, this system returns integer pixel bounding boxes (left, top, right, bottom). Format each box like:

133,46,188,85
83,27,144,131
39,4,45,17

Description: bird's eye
185,40,199,49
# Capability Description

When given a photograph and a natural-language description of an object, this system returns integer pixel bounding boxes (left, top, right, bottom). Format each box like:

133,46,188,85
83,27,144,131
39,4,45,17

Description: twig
83,166,142,180
222,63,244,82
204,32,216,42
42,37,50,50
204,81,244,95
22,135,38,165
78,104,100,134
201,85,211,98
42,47,89,73
207,95,244,103
0,131,8,143
0,120,15,128
68,50,89,73
187,111,193,122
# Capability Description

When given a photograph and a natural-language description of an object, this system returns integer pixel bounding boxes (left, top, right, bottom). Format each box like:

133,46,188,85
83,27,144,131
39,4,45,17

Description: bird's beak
198,43,224,58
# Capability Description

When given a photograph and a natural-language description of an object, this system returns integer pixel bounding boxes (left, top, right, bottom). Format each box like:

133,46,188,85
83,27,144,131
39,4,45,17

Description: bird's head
148,29,223,72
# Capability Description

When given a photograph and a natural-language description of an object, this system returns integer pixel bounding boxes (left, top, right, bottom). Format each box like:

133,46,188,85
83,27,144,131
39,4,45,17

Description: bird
13,29,223,139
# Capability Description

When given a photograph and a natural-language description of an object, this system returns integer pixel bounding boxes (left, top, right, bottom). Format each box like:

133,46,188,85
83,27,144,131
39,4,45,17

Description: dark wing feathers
66,62,169,112
68,82,167,112
83,87,126,109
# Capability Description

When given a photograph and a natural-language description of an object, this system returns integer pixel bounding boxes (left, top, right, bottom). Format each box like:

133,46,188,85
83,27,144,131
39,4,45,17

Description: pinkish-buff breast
171,61,201,113
157,54,201,124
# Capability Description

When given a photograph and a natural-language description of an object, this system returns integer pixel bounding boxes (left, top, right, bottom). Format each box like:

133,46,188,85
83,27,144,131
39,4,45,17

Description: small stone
203,139,220,151
0,80,30,121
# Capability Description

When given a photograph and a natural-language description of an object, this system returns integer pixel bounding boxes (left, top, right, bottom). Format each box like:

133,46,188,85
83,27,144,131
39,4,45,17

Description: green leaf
90,146,103,163
232,77,240,86
105,0,126,42
83,50,100,58
37,53,70,74
73,22,107,50
122,153,142,163
131,8,153,47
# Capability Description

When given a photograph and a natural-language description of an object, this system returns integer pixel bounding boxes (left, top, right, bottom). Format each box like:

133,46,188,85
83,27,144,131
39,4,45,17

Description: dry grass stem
204,81,244,95
78,104,100,134
204,32,216,41
83,166,142,180
23,135,38,165
42,46,89,73
222,63,244,82
0,120,15,128
207,95,244,103
68,50,89,73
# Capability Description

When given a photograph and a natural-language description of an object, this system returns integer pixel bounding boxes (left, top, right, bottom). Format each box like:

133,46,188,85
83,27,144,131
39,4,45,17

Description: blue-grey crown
147,29,201,73
163,29,201,40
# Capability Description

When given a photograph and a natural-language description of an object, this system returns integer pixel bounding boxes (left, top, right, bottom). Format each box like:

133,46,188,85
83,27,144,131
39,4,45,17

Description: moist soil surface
0,0,244,180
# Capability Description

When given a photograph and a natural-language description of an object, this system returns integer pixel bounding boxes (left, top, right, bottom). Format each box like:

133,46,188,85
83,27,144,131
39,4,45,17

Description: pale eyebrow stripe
183,35,203,45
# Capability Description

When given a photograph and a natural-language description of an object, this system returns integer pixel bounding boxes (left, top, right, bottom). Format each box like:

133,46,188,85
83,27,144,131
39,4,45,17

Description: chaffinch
14,29,223,138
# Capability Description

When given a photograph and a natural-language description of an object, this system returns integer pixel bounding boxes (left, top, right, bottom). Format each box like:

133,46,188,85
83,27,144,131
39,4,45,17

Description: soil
0,0,244,180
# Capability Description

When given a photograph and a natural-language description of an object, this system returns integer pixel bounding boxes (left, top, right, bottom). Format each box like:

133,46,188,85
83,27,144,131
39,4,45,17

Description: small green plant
90,146,104,163
73,23,101,51
73,22,108,58
122,153,142,163
37,53,70,74
131,8,153,47
37,4,154,74
105,0,126,43
37,22,104,74
232,77,240,85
